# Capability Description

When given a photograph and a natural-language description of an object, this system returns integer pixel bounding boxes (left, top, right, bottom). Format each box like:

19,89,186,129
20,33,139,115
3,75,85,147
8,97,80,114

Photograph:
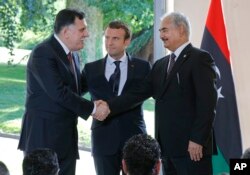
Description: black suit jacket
82,54,151,155
18,35,94,160
109,44,217,157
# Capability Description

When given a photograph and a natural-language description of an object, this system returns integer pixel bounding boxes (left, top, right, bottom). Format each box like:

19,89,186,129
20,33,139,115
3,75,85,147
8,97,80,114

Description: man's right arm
108,73,153,116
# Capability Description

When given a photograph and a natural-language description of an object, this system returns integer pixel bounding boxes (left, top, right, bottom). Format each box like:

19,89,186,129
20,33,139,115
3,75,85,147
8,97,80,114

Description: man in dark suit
107,12,218,175
82,21,151,175
18,9,109,175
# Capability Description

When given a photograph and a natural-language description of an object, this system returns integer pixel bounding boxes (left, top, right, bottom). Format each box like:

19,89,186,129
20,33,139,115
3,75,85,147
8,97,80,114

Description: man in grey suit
107,12,217,175
82,21,151,175
18,8,109,175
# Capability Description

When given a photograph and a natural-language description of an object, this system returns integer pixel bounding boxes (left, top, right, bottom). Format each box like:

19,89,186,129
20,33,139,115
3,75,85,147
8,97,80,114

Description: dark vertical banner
200,0,242,167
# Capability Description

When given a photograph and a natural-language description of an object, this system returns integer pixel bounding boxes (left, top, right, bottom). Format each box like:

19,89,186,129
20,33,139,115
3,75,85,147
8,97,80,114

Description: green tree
0,0,154,63
0,0,57,64
83,0,154,62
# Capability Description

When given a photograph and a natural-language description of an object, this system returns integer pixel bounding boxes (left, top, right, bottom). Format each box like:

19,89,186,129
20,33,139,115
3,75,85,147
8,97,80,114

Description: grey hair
161,12,191,39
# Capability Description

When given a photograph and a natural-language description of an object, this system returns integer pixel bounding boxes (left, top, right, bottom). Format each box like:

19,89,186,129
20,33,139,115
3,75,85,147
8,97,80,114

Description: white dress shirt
105,53,128,96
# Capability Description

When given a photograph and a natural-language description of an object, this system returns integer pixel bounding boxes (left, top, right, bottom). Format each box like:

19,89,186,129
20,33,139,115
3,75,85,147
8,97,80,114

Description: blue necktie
109,61,121,96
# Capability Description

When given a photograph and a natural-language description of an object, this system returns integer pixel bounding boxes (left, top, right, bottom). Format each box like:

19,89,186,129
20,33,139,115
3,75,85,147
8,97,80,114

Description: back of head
0,161,9,175
54,8,85,34
123,134,161,175
22,148,59,175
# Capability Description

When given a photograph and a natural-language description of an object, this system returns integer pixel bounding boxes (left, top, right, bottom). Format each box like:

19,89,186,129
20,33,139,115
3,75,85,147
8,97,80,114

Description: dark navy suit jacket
18,35,94,160
108,44,217,157
82,54,151,155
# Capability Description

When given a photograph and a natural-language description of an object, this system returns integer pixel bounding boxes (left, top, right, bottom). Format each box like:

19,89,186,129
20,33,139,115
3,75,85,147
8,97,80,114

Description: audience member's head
0,161,9,175
122,134,161,175
22,148,59,175
242,147,250,159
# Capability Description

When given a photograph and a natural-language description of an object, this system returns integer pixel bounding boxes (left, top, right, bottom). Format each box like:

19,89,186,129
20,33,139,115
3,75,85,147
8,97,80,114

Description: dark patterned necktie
167,53,176,75
109,61,121,96
67,52,78,92
67,52,74,72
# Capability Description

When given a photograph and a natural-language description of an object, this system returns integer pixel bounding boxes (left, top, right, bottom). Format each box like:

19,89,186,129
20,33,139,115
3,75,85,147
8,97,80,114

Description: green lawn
0,64,26,134
0,64,154,149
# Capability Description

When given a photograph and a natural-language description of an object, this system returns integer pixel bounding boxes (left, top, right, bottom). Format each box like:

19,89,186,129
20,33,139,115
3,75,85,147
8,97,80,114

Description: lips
107,47,116,51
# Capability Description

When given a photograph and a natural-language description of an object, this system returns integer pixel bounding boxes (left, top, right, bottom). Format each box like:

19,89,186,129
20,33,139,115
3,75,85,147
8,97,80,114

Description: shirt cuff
91,102,96,115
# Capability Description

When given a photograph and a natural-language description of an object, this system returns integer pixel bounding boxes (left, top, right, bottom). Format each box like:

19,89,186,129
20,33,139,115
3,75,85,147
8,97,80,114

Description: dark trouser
93,154,125,175
58,156,76,175
162,156,212,175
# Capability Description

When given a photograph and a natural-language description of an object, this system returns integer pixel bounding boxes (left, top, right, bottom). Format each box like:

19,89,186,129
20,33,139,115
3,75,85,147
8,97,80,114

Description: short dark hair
123,134,161,175
22,148,59,175
54,8,85,34
0,161,9,175
107,20,131,40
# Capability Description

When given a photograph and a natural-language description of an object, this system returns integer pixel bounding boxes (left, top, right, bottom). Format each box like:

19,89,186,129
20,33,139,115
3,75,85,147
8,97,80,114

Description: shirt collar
54,34,70,55
172,41,190,59
107,52,127,65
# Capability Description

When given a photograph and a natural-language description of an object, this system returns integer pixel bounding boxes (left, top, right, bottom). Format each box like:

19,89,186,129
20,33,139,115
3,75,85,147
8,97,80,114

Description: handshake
92,100,110,121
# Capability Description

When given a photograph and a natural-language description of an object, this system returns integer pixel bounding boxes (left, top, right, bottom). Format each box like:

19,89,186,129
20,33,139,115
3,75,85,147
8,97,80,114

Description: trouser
162,155,212,175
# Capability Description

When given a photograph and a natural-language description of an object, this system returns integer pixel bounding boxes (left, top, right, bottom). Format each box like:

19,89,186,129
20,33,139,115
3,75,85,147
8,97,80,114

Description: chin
78,45,84,50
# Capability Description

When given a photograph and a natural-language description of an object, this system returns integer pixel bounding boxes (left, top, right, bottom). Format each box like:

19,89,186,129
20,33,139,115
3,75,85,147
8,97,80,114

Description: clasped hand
92,100,110,121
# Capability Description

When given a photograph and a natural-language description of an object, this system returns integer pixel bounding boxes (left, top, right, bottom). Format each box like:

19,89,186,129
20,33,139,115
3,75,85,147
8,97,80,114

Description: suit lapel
122,54,135,94
156,56,169,97
49,36,81,93
100,56,115,94
72,52,81,94
49,36,72,74
160,44,192,97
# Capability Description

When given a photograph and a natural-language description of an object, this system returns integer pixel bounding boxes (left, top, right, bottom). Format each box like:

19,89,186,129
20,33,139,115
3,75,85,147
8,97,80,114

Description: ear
124,38,131,48
122,159,128,174
61,26,70,39
179,25,186,37
155,159,161,175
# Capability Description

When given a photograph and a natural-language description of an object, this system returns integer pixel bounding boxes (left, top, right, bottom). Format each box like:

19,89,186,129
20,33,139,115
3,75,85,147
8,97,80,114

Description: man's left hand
188,140,203,161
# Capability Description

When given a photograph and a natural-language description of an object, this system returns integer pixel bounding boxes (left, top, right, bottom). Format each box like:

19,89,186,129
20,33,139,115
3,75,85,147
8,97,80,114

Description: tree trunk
67,0,103,66
133,37,153,64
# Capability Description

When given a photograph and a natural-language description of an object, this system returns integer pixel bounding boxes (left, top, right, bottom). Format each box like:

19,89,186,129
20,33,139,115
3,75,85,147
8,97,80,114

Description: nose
160,31,165,40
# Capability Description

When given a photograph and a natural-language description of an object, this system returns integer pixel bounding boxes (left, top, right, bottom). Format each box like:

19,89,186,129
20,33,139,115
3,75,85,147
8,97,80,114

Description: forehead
160,17,173,28
73,18,87,28
105,27,126,36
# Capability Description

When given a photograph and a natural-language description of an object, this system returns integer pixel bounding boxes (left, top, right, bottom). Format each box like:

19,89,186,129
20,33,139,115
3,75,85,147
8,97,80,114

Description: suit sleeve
108,61,153,116
190,52,217,145
80,65,89,95
30,45,94,120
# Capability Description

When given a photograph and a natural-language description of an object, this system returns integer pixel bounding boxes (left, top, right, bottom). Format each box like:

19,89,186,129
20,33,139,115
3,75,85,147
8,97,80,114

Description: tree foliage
0,0,154,63
84,0,154,56
0,0,56,63
84,0,153,32
20,0,56,32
